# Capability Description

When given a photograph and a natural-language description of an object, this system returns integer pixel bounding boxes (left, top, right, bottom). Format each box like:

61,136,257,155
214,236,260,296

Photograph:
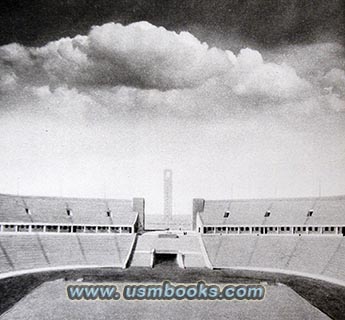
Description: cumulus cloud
230,48,311,101
0,22,232,91
0,21,311,103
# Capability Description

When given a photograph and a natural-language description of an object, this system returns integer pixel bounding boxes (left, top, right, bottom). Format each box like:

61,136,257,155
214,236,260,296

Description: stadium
0,169,344,319
1,0,345,319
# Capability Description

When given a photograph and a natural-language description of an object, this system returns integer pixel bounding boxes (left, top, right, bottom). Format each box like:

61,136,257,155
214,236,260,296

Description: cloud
86,22,231,90
0,21,311,101
321,68,345,96
230,48,311,102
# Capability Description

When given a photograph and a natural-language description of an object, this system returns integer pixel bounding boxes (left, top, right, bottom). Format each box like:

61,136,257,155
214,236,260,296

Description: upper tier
200,195,345,225
0,193,137,225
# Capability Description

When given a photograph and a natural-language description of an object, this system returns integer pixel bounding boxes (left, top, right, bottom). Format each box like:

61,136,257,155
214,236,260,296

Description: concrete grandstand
1,191,345,319
0,191,344,284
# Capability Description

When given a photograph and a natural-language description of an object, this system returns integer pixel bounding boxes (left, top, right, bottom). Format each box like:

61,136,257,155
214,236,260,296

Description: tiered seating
286,236,341,275
38,234,86,266
322,239,345,280
0,193,136,225
0,243,13,273
0,234,48,272
77,234,134,266
202,235,257,267
249,236,299,269
202,235,345,282
201,196,345,226
0,234,135,275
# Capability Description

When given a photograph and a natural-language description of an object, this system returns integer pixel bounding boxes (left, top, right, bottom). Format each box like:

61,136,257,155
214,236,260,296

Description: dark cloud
0,0,343,47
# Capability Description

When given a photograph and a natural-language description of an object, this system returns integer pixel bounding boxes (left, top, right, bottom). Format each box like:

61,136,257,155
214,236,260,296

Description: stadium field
1,267,344,319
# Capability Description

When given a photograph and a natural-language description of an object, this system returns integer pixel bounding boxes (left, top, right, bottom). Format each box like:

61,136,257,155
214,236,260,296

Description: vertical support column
192,198,205,231
0,224,3,232
14,225,18,233
43,225,47,233
133,197,145,232
150,249,155,268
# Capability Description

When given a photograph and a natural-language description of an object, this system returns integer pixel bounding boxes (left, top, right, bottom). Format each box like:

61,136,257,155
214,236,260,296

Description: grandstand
1,191,345,318
193,196,345,234
0,193,143,278
0,233,135,274
192,195,345,286
0,192,345,282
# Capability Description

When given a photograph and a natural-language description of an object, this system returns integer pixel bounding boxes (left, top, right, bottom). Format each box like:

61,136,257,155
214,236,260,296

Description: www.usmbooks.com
66,281,265,301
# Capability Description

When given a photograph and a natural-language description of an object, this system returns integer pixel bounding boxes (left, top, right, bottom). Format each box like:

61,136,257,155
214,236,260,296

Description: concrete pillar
192,198,205,231
133,197,145,232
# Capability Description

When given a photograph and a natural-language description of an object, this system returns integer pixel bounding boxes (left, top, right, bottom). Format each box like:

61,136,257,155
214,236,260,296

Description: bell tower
163,169,173,225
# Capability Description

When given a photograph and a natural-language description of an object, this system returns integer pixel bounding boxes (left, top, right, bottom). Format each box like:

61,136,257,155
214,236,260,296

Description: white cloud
0,21,311,103
321,68,345,96
86,22,231,90
229,48,311,102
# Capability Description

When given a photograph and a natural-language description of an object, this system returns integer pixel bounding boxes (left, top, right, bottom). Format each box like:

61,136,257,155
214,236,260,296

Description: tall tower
163,169,173,224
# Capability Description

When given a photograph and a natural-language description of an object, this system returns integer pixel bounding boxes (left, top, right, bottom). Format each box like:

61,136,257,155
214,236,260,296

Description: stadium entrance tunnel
153,252,185,268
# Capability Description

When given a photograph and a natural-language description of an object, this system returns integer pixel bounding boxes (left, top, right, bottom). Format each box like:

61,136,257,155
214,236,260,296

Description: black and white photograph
0,0,344,319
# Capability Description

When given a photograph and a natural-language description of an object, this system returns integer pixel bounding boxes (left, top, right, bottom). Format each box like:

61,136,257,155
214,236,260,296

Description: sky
0,1,344,215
